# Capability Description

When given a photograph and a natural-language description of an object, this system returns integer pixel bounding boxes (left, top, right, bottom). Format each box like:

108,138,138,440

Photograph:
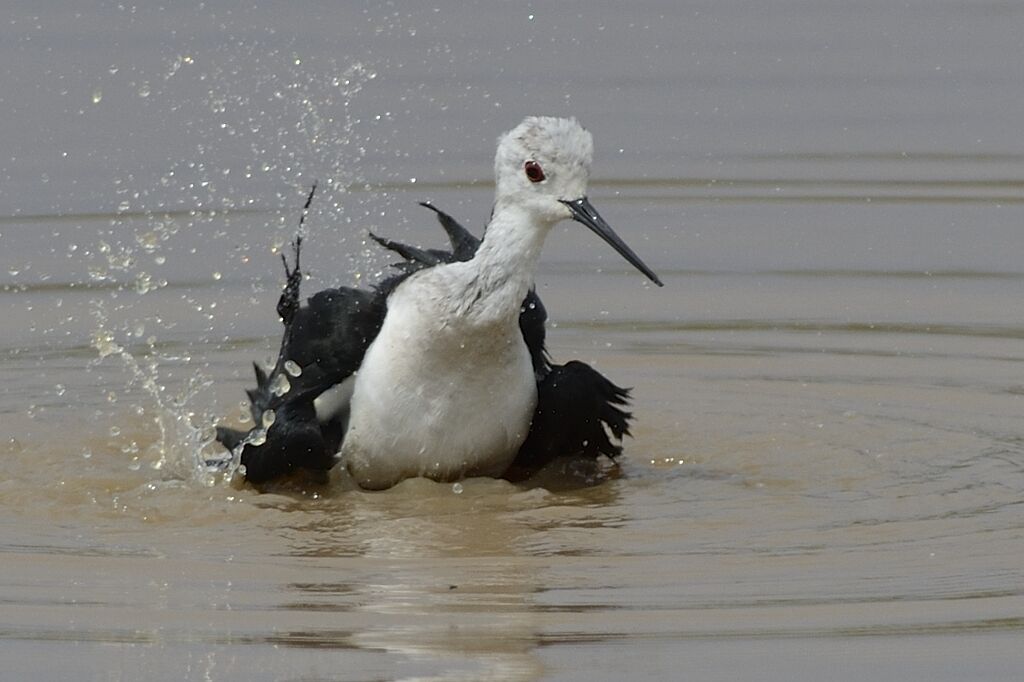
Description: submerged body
216,117,661,488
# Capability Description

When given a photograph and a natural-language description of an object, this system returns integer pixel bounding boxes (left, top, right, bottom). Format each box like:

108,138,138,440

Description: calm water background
2,1,1023,680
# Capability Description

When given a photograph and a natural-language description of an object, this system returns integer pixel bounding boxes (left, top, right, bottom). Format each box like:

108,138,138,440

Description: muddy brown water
2,2,1023,680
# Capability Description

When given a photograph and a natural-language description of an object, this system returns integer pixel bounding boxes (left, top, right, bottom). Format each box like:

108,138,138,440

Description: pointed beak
560,197,663,287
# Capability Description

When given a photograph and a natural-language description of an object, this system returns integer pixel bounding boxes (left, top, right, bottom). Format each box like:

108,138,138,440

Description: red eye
524,160,545,183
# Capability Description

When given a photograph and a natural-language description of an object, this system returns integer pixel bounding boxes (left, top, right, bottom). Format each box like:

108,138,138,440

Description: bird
215,116,662,490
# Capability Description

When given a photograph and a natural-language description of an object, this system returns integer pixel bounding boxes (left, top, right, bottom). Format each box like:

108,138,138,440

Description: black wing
509,361,632,478
215,237,389,482
216,202,548,482
216,200,632,484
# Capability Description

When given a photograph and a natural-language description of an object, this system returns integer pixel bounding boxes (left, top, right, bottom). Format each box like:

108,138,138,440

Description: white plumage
341,117,591,489
215,116,662,488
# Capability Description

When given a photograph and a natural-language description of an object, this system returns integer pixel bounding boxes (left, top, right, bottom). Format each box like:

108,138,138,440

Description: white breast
340,268,538,490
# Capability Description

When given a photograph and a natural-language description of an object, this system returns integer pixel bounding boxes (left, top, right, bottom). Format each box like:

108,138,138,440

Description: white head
492,116,663,286
494,116,593,219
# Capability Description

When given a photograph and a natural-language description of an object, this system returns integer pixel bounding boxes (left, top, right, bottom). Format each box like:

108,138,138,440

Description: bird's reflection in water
266,462,623,680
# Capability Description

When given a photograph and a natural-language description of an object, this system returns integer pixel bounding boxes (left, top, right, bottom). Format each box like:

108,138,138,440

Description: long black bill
560,197,664,287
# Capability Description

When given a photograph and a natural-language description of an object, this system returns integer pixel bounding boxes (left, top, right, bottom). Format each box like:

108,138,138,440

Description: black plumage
216,202,632,484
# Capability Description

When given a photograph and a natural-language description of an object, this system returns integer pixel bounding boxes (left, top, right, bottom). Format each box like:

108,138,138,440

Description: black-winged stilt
216,116,662,489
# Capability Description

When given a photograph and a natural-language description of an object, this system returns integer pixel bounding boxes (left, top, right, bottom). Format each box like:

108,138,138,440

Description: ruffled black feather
512,360,633,473
216,199,633,484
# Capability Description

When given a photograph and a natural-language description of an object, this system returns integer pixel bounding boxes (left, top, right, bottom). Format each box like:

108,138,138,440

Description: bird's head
494,116,662,286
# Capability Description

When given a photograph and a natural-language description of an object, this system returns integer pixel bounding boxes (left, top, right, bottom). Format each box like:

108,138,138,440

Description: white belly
340,281,537,490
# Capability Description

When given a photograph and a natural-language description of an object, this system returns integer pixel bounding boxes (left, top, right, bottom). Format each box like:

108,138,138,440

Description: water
3,2,1024,679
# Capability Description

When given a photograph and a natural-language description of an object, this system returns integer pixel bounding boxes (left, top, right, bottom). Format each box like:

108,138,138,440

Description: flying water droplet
283,360,302,377
270,373,291,397
92,328,123,359
451,482,464,495
134,272,155,294
200,425,216,443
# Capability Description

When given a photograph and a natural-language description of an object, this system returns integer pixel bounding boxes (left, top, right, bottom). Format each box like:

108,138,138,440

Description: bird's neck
456,204,551,324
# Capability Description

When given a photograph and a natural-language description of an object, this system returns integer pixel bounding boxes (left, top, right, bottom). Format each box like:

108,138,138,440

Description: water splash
89,303,218,484
77,43,381,488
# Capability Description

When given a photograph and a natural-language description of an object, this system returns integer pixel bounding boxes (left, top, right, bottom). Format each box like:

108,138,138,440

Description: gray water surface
2,2,1023,680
